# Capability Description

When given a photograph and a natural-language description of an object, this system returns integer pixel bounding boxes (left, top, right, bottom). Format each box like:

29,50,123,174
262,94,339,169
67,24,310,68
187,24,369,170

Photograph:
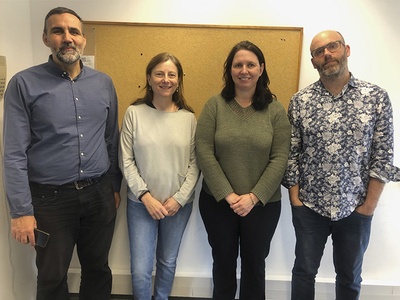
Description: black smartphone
34,228,50,247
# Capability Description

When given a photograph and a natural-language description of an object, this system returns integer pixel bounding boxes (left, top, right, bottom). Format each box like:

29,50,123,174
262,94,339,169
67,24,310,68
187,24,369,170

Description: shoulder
179,108,195,115
10,63,47,80
125,103,149,114
82,66,114,84
351,77,387,94
203,94,227,109
292,81,320,98
268,98,287,112
178,109,197,123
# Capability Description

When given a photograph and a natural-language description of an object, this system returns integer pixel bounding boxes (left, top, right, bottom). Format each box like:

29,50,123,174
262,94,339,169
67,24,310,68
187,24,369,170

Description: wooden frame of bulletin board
83,22,303,123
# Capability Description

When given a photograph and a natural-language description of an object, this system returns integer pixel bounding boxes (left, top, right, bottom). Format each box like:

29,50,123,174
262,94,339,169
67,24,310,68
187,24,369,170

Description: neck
152,97,178,112
52,56,82,80
320,71,351,96
234,91,253,108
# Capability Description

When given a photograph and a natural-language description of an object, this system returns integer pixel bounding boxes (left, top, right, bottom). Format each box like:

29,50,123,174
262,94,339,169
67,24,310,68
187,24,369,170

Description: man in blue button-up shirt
283,30,400,300
3,7,121,300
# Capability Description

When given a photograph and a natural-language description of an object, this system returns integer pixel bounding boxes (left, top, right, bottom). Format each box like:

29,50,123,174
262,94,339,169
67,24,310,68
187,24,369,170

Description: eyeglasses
310,40,345,58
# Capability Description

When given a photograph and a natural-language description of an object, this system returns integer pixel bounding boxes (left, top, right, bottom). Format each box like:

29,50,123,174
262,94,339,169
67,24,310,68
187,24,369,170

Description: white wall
1,0,400,299
0,2,38,300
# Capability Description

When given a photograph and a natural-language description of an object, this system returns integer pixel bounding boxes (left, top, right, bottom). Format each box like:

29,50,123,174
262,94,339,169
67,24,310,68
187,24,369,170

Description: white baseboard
67,269,400,299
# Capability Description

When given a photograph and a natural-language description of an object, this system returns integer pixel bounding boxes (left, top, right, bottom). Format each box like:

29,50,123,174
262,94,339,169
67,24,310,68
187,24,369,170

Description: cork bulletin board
83,22,303,123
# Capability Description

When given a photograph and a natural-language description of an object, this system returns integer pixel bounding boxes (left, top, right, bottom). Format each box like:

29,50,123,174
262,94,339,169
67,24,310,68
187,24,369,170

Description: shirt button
80,152,84,156
78,116,82,119
75,97,79,101
80,134,84,138
80,170,84,173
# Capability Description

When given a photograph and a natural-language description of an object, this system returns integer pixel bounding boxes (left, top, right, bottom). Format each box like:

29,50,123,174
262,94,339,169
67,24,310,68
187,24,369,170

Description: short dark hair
221,40,275,111
43,7,83,33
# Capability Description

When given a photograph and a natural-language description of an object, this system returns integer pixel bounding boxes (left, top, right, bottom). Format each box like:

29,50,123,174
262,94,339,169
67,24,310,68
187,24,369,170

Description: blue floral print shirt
283,75,400,220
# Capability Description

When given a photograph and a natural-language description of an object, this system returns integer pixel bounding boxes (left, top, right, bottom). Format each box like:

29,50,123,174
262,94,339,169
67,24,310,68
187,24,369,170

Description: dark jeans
291,205,372,300
30,174,116,300
199,189,281,300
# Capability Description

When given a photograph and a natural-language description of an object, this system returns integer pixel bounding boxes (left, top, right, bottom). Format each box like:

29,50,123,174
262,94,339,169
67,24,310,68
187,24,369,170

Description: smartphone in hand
34,228,50,247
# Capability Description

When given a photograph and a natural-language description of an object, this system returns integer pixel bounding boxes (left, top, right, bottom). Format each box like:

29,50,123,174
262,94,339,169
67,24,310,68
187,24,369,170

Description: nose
62,31,73,43
239,66,249,73
322,46,332,57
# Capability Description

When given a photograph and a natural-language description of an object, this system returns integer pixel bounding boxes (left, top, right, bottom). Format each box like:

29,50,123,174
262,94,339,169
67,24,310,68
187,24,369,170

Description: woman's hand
230,193,259,217
141,192,169,220
163,197,182,217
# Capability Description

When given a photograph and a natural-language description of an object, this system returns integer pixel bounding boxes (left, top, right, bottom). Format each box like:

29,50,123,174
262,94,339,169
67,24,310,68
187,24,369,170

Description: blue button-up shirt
283,75,400,220
4,57,121,218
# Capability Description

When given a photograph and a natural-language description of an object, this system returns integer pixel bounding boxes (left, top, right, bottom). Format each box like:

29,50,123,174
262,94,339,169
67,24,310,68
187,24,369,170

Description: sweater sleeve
119,106,148,199
251,101,291,205
195,97,235,201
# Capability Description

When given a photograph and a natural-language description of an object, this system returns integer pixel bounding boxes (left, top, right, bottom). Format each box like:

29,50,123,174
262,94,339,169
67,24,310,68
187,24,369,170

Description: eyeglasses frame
310,40,345,58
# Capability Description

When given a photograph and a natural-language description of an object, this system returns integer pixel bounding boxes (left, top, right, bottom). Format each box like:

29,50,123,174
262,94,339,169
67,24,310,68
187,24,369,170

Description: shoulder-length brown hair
132,52,194,113
221,40,276,111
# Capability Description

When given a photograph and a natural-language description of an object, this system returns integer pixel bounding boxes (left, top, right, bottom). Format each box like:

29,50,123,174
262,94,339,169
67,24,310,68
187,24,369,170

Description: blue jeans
199,189,281,300
291,205,372,300
30,174,116,300
127,199,192,300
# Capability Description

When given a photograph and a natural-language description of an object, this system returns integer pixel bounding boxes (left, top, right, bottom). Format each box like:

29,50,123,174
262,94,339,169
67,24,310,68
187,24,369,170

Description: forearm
288,184,303,206
356,177,385,215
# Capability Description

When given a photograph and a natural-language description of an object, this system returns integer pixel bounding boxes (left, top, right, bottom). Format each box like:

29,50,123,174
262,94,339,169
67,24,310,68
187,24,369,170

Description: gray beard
56,51,80,65
321,66,340,78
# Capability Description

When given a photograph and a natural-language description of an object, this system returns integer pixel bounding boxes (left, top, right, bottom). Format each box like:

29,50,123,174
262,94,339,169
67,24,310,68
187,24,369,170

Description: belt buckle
74,178,92,190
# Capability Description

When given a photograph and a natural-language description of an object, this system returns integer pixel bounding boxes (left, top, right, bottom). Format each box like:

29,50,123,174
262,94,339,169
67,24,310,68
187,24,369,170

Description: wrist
249,193,257,206
138,190,149,202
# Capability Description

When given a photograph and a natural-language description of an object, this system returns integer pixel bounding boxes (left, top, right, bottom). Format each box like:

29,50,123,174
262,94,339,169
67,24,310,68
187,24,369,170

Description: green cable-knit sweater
195,94,291,205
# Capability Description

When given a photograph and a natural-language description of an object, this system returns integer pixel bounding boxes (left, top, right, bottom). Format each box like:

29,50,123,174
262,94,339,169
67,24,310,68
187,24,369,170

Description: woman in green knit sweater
195,41,291,300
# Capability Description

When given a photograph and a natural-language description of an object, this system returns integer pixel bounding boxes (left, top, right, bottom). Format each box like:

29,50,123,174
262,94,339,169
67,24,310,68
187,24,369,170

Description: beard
56,45,81,65
317,54,347,79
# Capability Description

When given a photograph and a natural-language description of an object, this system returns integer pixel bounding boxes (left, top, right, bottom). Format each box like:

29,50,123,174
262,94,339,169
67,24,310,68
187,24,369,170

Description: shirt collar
46,55,84,80
314,72,357,96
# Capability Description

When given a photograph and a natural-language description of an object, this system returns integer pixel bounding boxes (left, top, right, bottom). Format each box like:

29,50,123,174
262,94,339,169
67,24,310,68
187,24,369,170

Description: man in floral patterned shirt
283,30,400,300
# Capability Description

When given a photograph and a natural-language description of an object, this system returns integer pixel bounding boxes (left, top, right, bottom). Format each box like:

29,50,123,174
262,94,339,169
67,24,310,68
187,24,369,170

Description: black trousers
199,189,281,300
30,174,116,300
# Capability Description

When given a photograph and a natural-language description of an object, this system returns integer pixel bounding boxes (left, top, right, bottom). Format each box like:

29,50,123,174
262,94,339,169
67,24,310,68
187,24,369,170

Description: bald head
309,30,351,84
310,30,345,53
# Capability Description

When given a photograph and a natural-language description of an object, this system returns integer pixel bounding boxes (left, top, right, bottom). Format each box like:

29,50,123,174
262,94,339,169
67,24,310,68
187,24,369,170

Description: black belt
30,173,106,190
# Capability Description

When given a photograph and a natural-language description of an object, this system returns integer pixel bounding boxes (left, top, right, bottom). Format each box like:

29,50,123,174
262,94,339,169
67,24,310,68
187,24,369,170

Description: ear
259,62,265,76
42,32,50,47
311,57,317,69
147,74,152,89
82,33,87,50
345,44,351,58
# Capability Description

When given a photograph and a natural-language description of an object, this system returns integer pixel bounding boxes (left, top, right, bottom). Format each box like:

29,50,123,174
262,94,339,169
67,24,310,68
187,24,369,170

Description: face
147,60,179,99
310,31,350,78
42,13,86,66
231,50,264,92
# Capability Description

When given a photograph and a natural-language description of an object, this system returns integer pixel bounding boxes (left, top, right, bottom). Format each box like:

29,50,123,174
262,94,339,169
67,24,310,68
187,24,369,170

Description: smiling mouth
60,45,77,52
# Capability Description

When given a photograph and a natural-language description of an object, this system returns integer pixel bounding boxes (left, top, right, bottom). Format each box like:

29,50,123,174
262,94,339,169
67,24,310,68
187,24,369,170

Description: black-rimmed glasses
311,40,345,58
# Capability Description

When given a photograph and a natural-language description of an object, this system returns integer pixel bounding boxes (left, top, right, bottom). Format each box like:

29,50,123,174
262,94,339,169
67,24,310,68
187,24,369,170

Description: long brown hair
221,41,275,111
132,52,194,113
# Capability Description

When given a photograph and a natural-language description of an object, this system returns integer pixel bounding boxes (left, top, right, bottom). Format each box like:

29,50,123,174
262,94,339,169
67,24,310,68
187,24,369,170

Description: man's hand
288,184,304,206
11,216,36,247
356,177,385,216
114,192,121,209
